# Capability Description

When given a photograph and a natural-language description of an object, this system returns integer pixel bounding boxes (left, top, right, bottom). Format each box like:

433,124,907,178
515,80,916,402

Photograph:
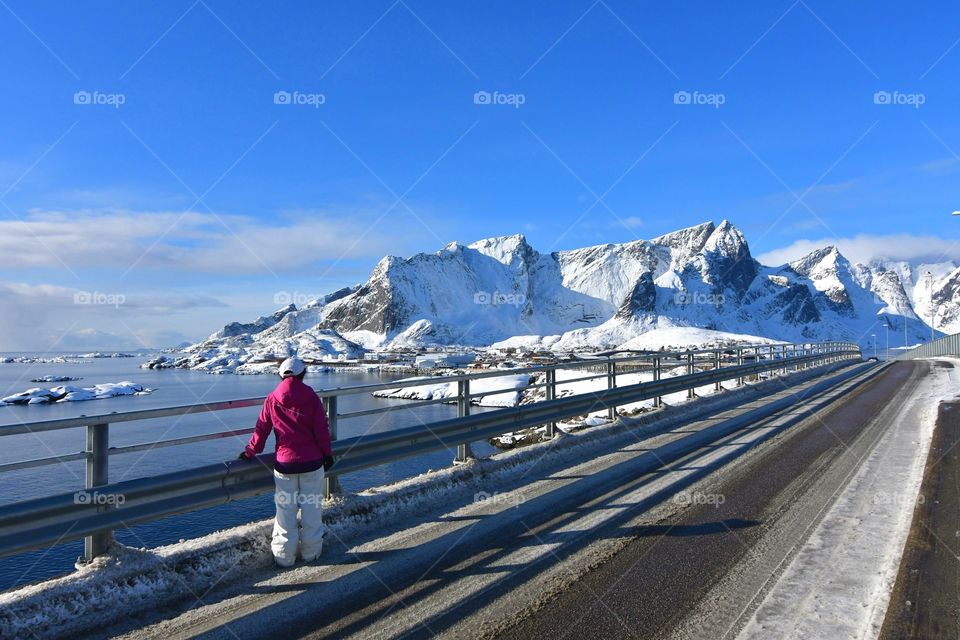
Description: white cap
278,356,306,378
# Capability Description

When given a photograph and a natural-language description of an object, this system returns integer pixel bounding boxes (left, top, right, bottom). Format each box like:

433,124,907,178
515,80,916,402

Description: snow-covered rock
29,375,82,383
0,356,77,364
0,382,152,405
141,355,180,369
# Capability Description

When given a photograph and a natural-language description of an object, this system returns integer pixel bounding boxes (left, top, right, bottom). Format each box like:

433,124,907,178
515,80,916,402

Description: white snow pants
272,467,325,566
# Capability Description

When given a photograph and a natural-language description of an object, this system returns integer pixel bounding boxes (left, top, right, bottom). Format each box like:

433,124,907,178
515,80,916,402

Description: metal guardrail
0,341,860,562
896,332,960,360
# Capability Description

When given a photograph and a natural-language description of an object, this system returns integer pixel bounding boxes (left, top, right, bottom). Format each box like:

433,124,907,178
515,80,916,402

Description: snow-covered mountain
181,221,956,371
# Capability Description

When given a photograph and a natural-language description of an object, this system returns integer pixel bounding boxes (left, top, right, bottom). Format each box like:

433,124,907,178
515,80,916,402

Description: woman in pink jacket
240,357,334,567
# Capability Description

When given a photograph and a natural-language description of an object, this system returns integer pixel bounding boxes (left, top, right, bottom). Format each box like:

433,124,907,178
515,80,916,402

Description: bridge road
108,361,910,640
502,360,934,640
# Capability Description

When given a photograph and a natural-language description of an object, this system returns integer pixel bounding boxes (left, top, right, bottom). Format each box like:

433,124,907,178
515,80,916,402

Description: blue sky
1,0,959,349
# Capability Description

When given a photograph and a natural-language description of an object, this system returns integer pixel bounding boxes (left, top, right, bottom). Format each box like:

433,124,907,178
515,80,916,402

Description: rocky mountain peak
652,221,716,254
467,234,534,267
789,245,846,277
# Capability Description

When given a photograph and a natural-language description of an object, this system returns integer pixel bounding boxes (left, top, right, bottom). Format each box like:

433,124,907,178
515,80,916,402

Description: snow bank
29,375,82,383
0,382,152,406
372,374,532,407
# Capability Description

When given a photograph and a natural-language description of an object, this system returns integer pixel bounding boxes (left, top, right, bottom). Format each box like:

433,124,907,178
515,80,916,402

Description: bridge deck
78,359,953,640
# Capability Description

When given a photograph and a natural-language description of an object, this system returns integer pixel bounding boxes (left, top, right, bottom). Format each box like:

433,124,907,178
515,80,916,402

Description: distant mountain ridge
180,221,958,372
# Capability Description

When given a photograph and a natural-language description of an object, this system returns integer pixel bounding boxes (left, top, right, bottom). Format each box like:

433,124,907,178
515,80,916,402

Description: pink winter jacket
245,377,333,464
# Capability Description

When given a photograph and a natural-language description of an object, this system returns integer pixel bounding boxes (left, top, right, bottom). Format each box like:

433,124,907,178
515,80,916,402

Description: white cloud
757,233,959,267
0,283,228,351
0,207,419,275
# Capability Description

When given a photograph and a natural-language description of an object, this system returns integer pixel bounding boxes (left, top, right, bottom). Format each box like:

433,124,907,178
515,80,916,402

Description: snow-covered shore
0,353,137,364
372,374,532,407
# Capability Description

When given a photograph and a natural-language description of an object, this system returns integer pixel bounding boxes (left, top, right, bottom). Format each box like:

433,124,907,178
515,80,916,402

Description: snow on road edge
738,359,960,640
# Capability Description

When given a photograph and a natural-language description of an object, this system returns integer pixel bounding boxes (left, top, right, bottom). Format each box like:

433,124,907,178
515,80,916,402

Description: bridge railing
0,341,860,562
896,332,960,360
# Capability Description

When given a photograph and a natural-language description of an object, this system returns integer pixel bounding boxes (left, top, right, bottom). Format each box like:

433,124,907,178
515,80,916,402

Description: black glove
238,451,251,460
323,455,334,472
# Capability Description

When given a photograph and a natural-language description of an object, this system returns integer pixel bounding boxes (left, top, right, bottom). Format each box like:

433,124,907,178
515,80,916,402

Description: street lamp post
885,320,889,361
926,271,935,342
872,333,877,359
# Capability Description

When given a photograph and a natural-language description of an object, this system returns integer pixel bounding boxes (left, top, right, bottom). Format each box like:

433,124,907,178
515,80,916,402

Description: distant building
415,352,477,369
415,356,438,369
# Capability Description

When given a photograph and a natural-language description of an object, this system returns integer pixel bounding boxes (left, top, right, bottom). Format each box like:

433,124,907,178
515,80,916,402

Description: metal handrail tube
107,428,257,456
549,371,612,386
0,397,267,436
0,451,88,474
0,463,231,540
0,343,850,450
336,396,457,419
261,349,856,462
0,341,851,436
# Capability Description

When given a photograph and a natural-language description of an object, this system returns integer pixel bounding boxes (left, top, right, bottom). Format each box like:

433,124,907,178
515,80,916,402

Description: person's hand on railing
323,455,334,472
238,451,252,461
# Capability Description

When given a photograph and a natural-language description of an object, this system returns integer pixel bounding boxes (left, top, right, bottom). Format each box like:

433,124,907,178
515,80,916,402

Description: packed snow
0,382,152,406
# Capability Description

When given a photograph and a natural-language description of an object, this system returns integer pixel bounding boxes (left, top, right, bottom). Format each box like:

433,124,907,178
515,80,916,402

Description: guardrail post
714,350,722,392
736,349,744,386
323,396,341,498
545,369,558,437
607,359,617,420
83,422,111,562
687,352,696,399
653,356,663,407
455,379,473,463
